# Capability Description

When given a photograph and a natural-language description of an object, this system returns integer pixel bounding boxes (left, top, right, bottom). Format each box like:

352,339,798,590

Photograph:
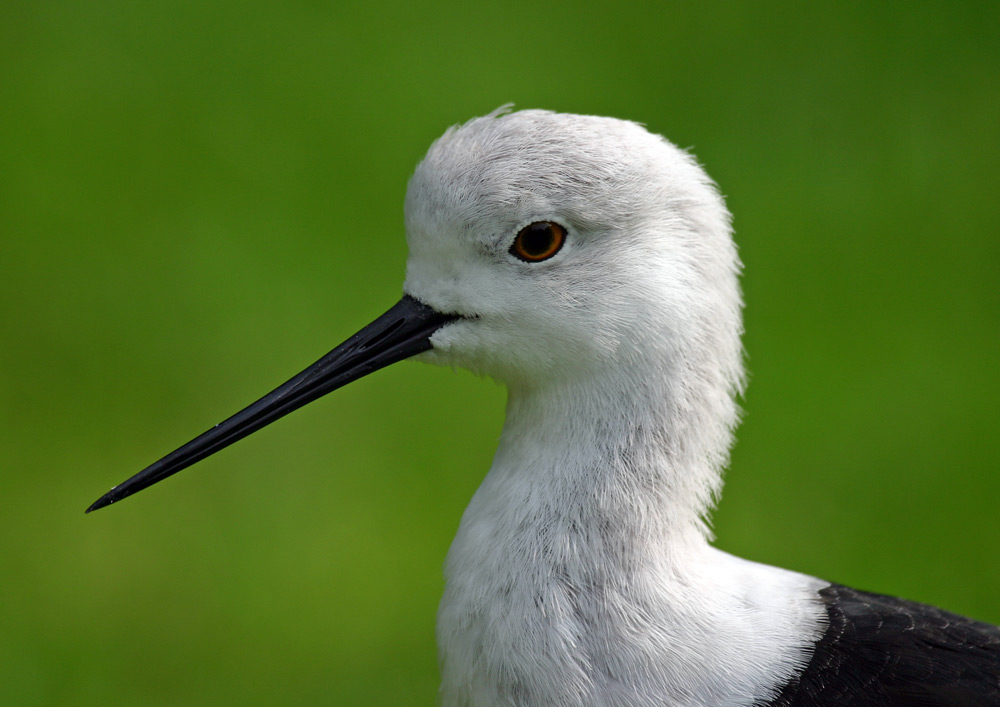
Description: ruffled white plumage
402,110,826,706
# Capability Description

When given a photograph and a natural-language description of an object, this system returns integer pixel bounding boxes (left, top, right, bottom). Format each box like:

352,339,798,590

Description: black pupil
521,223,554,256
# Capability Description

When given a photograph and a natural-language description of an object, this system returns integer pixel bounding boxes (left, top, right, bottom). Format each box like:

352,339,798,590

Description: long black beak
87,295,456,513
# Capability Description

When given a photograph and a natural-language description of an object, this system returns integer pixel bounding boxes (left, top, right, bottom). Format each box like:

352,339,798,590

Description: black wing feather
761,583,1000,706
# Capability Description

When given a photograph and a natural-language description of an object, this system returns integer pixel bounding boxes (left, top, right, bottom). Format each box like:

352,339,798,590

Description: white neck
436,377,826,707
493,375,714,558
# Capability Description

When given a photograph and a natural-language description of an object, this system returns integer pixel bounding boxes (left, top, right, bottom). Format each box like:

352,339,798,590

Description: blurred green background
2,1,998,704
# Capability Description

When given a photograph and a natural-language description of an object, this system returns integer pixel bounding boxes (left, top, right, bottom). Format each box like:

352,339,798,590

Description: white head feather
405,109,743,532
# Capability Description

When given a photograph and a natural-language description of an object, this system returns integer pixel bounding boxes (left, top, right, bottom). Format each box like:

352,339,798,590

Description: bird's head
87,109,744,512
404,109,744,398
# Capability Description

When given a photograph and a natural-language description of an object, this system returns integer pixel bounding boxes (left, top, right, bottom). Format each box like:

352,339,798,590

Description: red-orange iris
510,221,567,262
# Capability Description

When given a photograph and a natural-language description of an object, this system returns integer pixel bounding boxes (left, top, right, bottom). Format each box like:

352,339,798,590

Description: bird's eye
510,221,566,263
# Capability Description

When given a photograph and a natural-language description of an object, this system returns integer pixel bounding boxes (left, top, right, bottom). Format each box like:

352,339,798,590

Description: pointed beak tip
85,495,111,514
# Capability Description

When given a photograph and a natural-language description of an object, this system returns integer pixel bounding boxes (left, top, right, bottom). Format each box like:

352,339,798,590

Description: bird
88,108,999,706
